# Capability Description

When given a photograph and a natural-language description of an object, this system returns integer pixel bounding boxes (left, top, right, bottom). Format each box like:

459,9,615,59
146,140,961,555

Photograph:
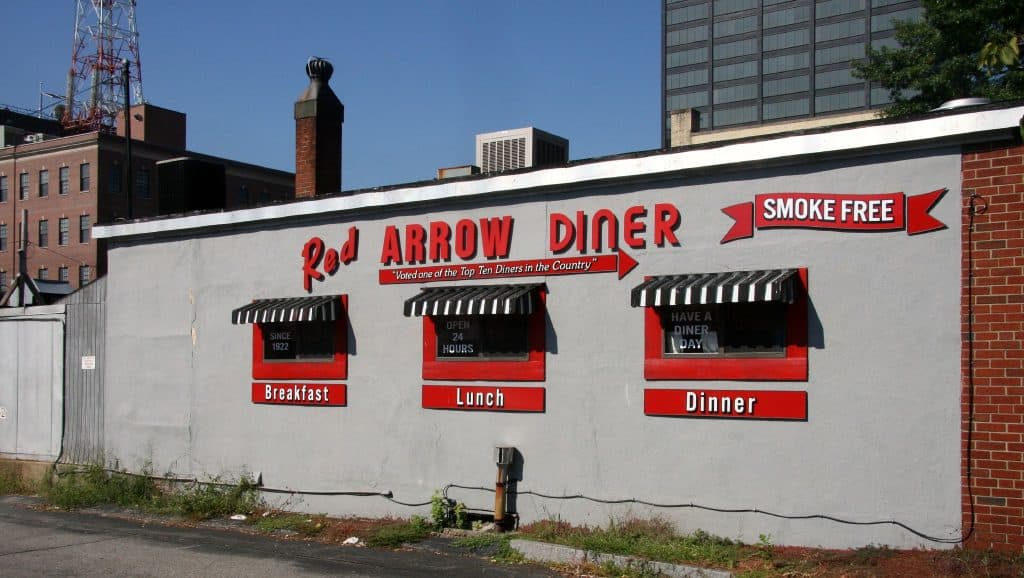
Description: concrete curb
510,539,733,578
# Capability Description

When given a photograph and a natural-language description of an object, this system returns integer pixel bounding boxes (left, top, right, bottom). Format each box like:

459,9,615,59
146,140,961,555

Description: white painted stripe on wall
95,106,1024,240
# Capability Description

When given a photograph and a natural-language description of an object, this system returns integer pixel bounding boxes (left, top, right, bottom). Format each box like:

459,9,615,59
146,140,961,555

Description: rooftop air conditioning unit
23,133,44,144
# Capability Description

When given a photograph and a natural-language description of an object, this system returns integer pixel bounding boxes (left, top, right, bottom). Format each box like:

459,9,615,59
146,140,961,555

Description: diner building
89,61,1024,551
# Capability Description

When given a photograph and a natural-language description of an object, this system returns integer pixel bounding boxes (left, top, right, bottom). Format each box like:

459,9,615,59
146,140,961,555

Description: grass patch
365,516,431,548
42,465,260,521
519,516,742,569
452,533,525,563
0,463,38,495
252,512,327,537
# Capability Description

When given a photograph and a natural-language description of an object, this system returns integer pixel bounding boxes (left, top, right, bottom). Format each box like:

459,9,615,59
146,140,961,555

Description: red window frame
643,269,808,381
251,295,348,380
422,292,545,381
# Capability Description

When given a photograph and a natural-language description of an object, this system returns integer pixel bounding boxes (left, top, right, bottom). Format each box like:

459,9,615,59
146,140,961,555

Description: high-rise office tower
662,0,922,146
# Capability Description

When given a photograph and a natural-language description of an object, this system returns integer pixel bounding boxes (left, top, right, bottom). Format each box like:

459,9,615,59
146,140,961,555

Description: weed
851,543,894,566
162,476,261,521
365,517,431,548
452,534,526,563
252,512,326,536
44,465,160,510
0,463,37,495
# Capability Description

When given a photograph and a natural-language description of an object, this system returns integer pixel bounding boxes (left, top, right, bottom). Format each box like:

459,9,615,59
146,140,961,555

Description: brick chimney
295,57,344,198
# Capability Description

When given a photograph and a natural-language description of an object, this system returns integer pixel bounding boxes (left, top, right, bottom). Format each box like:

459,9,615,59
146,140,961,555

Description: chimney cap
306,57,333,83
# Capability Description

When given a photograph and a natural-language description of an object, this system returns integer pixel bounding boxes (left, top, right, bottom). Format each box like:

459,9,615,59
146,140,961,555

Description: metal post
18,209,28,306
122,59,133,219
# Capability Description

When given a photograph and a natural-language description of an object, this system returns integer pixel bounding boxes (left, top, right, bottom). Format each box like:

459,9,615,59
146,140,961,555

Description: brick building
0,105,294,290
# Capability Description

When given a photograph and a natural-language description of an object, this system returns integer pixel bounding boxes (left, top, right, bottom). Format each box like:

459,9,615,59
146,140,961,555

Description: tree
853,0,1024,117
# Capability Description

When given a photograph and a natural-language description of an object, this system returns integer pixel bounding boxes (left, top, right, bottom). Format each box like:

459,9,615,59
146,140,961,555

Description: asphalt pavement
0,496,559,577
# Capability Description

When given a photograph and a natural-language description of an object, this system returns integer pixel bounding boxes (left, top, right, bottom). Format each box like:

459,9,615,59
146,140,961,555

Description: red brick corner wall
961,140,1024,551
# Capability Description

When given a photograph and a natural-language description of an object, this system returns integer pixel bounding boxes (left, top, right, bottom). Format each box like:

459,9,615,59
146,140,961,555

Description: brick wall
961,140,1024,551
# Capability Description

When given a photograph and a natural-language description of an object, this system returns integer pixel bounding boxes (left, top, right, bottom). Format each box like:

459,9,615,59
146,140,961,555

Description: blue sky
2,1,660,191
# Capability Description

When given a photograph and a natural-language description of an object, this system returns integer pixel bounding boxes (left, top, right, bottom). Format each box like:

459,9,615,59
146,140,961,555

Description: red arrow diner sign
645,389,807,420
422,385,545,412
720,189,947,243
253,383,347,406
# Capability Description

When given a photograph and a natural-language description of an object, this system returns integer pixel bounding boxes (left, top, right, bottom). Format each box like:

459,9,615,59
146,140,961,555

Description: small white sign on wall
0,406,6,420
81,356,96,370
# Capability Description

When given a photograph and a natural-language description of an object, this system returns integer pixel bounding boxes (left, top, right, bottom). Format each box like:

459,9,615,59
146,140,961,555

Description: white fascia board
95,106,1024,240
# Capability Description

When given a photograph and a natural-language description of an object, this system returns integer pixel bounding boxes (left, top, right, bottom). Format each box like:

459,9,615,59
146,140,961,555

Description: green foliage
365,517,431,548
44,465,160,510
0,463,37,495
252,513,326,536
853,0,1024,117
452,534,525,563
430,490,448,530
453,500,468,529
162,476,260,521
518,516,741,569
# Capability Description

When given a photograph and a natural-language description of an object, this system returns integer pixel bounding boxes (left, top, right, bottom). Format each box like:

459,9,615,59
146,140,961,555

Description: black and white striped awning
231,295,342,324
631,269,798,307
404,283,544,317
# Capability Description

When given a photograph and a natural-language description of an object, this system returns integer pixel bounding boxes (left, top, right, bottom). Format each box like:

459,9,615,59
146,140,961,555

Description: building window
0,271,6,290
0,175,7,203
816,87,865,112
713,104,759,126
38,219,48,248
38,170,48,197
231,295,348,380
713,37,759,60
764,97,811,119
110,164,122,194
816,0,866,19
19,173,29,200
237,184,250,206
634,269,808,381
763,28,810,51
79,265,91,287
79,215,90,243
714,60,758,82
59,166,70,195
58,217,69,246
764,5,810,29
79,163,90,191
405,284,546,381
667,46,709,68
816,18,865,42
667,3,708,25
38,267,48,280
667,69,709,90
59,266,69,282
667,25,708,47
0,224,7,252
136,166,150,199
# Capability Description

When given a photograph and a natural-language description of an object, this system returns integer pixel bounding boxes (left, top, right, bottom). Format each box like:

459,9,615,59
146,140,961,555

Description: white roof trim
95,106,1024,240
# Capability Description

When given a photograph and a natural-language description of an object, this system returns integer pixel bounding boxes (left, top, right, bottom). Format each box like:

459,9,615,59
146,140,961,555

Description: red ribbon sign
720,189,947,244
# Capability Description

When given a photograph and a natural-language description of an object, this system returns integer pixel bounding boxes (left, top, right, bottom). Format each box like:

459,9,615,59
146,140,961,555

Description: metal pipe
122,59,132,219
494,463,508,530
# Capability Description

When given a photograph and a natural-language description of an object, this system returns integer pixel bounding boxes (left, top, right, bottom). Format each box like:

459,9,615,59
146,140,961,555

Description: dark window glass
816,43,865,66
714,82,758,104
816,0,865,19
261,321,335,361
764,98,811,119
38,220,48,248
58,217,69,246
0,271,6,289
763,28,810,51
38,267,48,280
0,224,7,252
667,69,710,90
136,167,150,199
871,7,922,32
237,184,250,205
714,59,758,81
59,166,70,194
667,91,710,110
110,163,122,194
79,265,91,287
764,5,810,28
38,170,48,197
0,176,7,203
59,266,68,282
79,163,90,191
816,18,864,41
816,87,865,112
667,3,708,25
713,104,759,126
714,37,758,60
79,215,90,243
816,67,860,89
667,46,709,68
19,173,29,200
713,0,757,16
434,315,529,360
660,303,787,357
764,75,809,97
667,25,708,46
714,15,758,37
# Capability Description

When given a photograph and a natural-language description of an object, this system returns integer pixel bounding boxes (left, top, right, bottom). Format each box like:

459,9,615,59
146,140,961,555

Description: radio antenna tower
63,0,144,133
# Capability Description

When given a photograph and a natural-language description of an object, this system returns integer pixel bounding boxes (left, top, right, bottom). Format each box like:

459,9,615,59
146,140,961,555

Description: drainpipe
18,209,27,305
494,446,514,530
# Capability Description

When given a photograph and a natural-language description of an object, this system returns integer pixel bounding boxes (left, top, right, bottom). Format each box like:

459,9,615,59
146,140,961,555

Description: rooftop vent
932,97,992,111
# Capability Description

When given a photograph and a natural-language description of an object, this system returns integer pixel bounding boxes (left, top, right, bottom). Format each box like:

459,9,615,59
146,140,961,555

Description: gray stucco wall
103,146,962,549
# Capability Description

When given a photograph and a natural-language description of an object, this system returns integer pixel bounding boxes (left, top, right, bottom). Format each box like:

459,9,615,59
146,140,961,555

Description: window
110,164,122,194
714,15,758,37
714,60,758,81
406,284,546,381
764,75,809,97
59,166,70,194
816,87,864,111
816,18,864,42
713,104,759,126
635,269,808,381
136,166,150,199
815,67,859,89
713,38,758,60
37,170,48,197
763,28,809,51
19,173,29,200
816,43,865,66
667,91,710,110
667,69,709,90
38,267,48,280
58,217,69,246
0,175,7,202
714,0,757,16
0,224,7,252
714,82,758,104
79,163,90,191
816,0,865,19
237,184,250,206
667,46,709,68
871,6,922,32
764,97,810,119
79,215,90,243
667,3,708,25
763,51,810,74
764,5,810,28
38,219,48,248
667,25,708,46
0,271,6,290
78,265,91,287
232,295,348,380
59,266,68,282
